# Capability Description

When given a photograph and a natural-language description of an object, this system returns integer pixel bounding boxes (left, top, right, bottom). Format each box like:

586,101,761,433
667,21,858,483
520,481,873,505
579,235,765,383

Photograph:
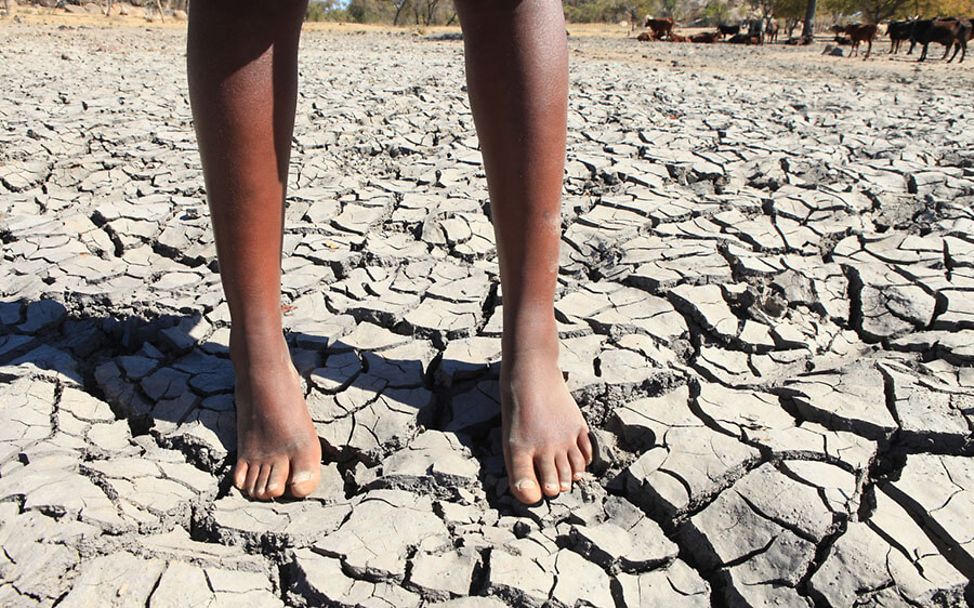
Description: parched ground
1,20,973,608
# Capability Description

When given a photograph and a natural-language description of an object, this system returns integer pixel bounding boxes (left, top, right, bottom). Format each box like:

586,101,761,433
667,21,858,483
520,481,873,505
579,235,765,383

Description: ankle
228,325,289,363
501,313,559,358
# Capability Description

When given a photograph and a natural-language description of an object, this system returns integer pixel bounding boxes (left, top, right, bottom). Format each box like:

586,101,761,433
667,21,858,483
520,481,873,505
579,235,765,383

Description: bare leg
187,0,321,500
454,0,593,504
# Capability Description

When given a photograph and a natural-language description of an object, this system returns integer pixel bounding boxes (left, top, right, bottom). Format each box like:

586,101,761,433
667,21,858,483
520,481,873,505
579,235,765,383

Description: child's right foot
229,330,321,500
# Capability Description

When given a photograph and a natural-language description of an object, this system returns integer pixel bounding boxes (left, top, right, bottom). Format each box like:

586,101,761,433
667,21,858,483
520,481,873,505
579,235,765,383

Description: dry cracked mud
1,22,973,608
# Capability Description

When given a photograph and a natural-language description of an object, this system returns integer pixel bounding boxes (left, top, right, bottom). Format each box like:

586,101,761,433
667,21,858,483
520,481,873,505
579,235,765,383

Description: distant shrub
306,0,349,22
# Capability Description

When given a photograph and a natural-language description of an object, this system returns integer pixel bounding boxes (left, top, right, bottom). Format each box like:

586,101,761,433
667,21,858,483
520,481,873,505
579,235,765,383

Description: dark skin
187,0,592,505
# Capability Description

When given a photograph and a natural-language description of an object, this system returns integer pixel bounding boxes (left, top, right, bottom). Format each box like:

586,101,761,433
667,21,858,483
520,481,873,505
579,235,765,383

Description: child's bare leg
455,0,593,504
187,0,320,500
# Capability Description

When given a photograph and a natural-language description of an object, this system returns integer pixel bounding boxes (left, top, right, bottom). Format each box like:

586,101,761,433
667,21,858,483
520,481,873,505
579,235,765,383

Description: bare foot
501,343,593,505
229,330,321,500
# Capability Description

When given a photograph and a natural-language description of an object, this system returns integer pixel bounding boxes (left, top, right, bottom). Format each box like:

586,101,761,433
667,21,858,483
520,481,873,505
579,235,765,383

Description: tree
390,0,409,24
658,0,679,17
750,0,775,22
702,0,732,25
773,0,807,37
613,0,656,31
858,0,913,22
802,0,816,40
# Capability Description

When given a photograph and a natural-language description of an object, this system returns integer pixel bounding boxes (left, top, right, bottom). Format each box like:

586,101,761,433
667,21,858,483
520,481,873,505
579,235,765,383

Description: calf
913,18,971,62
644,17,675,40
836,23,879,57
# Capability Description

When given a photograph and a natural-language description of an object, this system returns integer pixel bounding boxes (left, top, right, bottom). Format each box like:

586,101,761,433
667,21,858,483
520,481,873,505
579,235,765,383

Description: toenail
544,483,559,491
290,471,312,485
573,472,582,480
514,479,536,491
560,481,571,491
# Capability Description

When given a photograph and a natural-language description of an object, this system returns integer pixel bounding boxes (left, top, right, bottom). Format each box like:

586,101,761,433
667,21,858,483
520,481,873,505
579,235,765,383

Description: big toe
288,450,321,499
509,453,543,505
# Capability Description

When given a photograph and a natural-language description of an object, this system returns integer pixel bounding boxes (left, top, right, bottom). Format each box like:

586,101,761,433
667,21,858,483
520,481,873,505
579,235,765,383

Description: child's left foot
501,343,593,505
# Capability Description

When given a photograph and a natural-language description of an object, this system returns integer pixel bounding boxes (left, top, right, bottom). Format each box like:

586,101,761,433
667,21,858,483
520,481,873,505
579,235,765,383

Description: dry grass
0,6,183,28
1,7,647,36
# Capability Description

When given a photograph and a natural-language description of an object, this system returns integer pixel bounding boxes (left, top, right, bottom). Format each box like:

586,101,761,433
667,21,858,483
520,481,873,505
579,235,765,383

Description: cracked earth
2,23,973,608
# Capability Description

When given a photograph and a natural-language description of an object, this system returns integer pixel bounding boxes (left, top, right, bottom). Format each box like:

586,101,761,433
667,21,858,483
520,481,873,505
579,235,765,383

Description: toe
568,446,586,480
244,463,262,498
265,462,288,499
288,468,318,499
253,464,273,500
508,451,542,504
288,448,321,499
233,460,249,491
536,455,561,498
578,431,594,465
555,452,572,493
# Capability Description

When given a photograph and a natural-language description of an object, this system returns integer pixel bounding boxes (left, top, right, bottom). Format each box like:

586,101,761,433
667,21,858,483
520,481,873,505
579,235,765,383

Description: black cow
718,22,740,39
913,18,972,62
887,20,913,53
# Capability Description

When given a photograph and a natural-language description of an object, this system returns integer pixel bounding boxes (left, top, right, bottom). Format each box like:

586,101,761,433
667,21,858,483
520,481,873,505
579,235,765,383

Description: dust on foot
230,336,322,501
501,352,594,505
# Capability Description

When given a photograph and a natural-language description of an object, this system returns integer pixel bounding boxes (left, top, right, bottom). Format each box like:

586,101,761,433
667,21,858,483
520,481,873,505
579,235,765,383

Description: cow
691,31,721,43
643,17,675,40
887,19,913,53
834,23,879,58
958,18,974,59
913,18,972,62
636,31,652,42
945,17,973,62
746,18,765,44
765,19,779,43
728,32,761,45
717,23,740,39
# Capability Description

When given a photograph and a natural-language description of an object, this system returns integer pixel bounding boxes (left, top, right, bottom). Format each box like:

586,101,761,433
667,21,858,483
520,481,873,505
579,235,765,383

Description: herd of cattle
636,16,973,64
638,17,777,44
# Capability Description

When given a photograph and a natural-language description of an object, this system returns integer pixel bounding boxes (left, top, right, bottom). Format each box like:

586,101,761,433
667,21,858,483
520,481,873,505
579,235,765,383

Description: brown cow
835,23,879,58
690,31,721,43
644,17,675,40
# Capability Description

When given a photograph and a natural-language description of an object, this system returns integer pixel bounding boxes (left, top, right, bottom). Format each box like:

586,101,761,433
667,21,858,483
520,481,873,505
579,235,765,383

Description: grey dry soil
1,20,973,608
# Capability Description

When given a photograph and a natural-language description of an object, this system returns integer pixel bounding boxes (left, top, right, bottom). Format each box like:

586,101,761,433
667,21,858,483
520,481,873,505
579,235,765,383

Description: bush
306,0,349,22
